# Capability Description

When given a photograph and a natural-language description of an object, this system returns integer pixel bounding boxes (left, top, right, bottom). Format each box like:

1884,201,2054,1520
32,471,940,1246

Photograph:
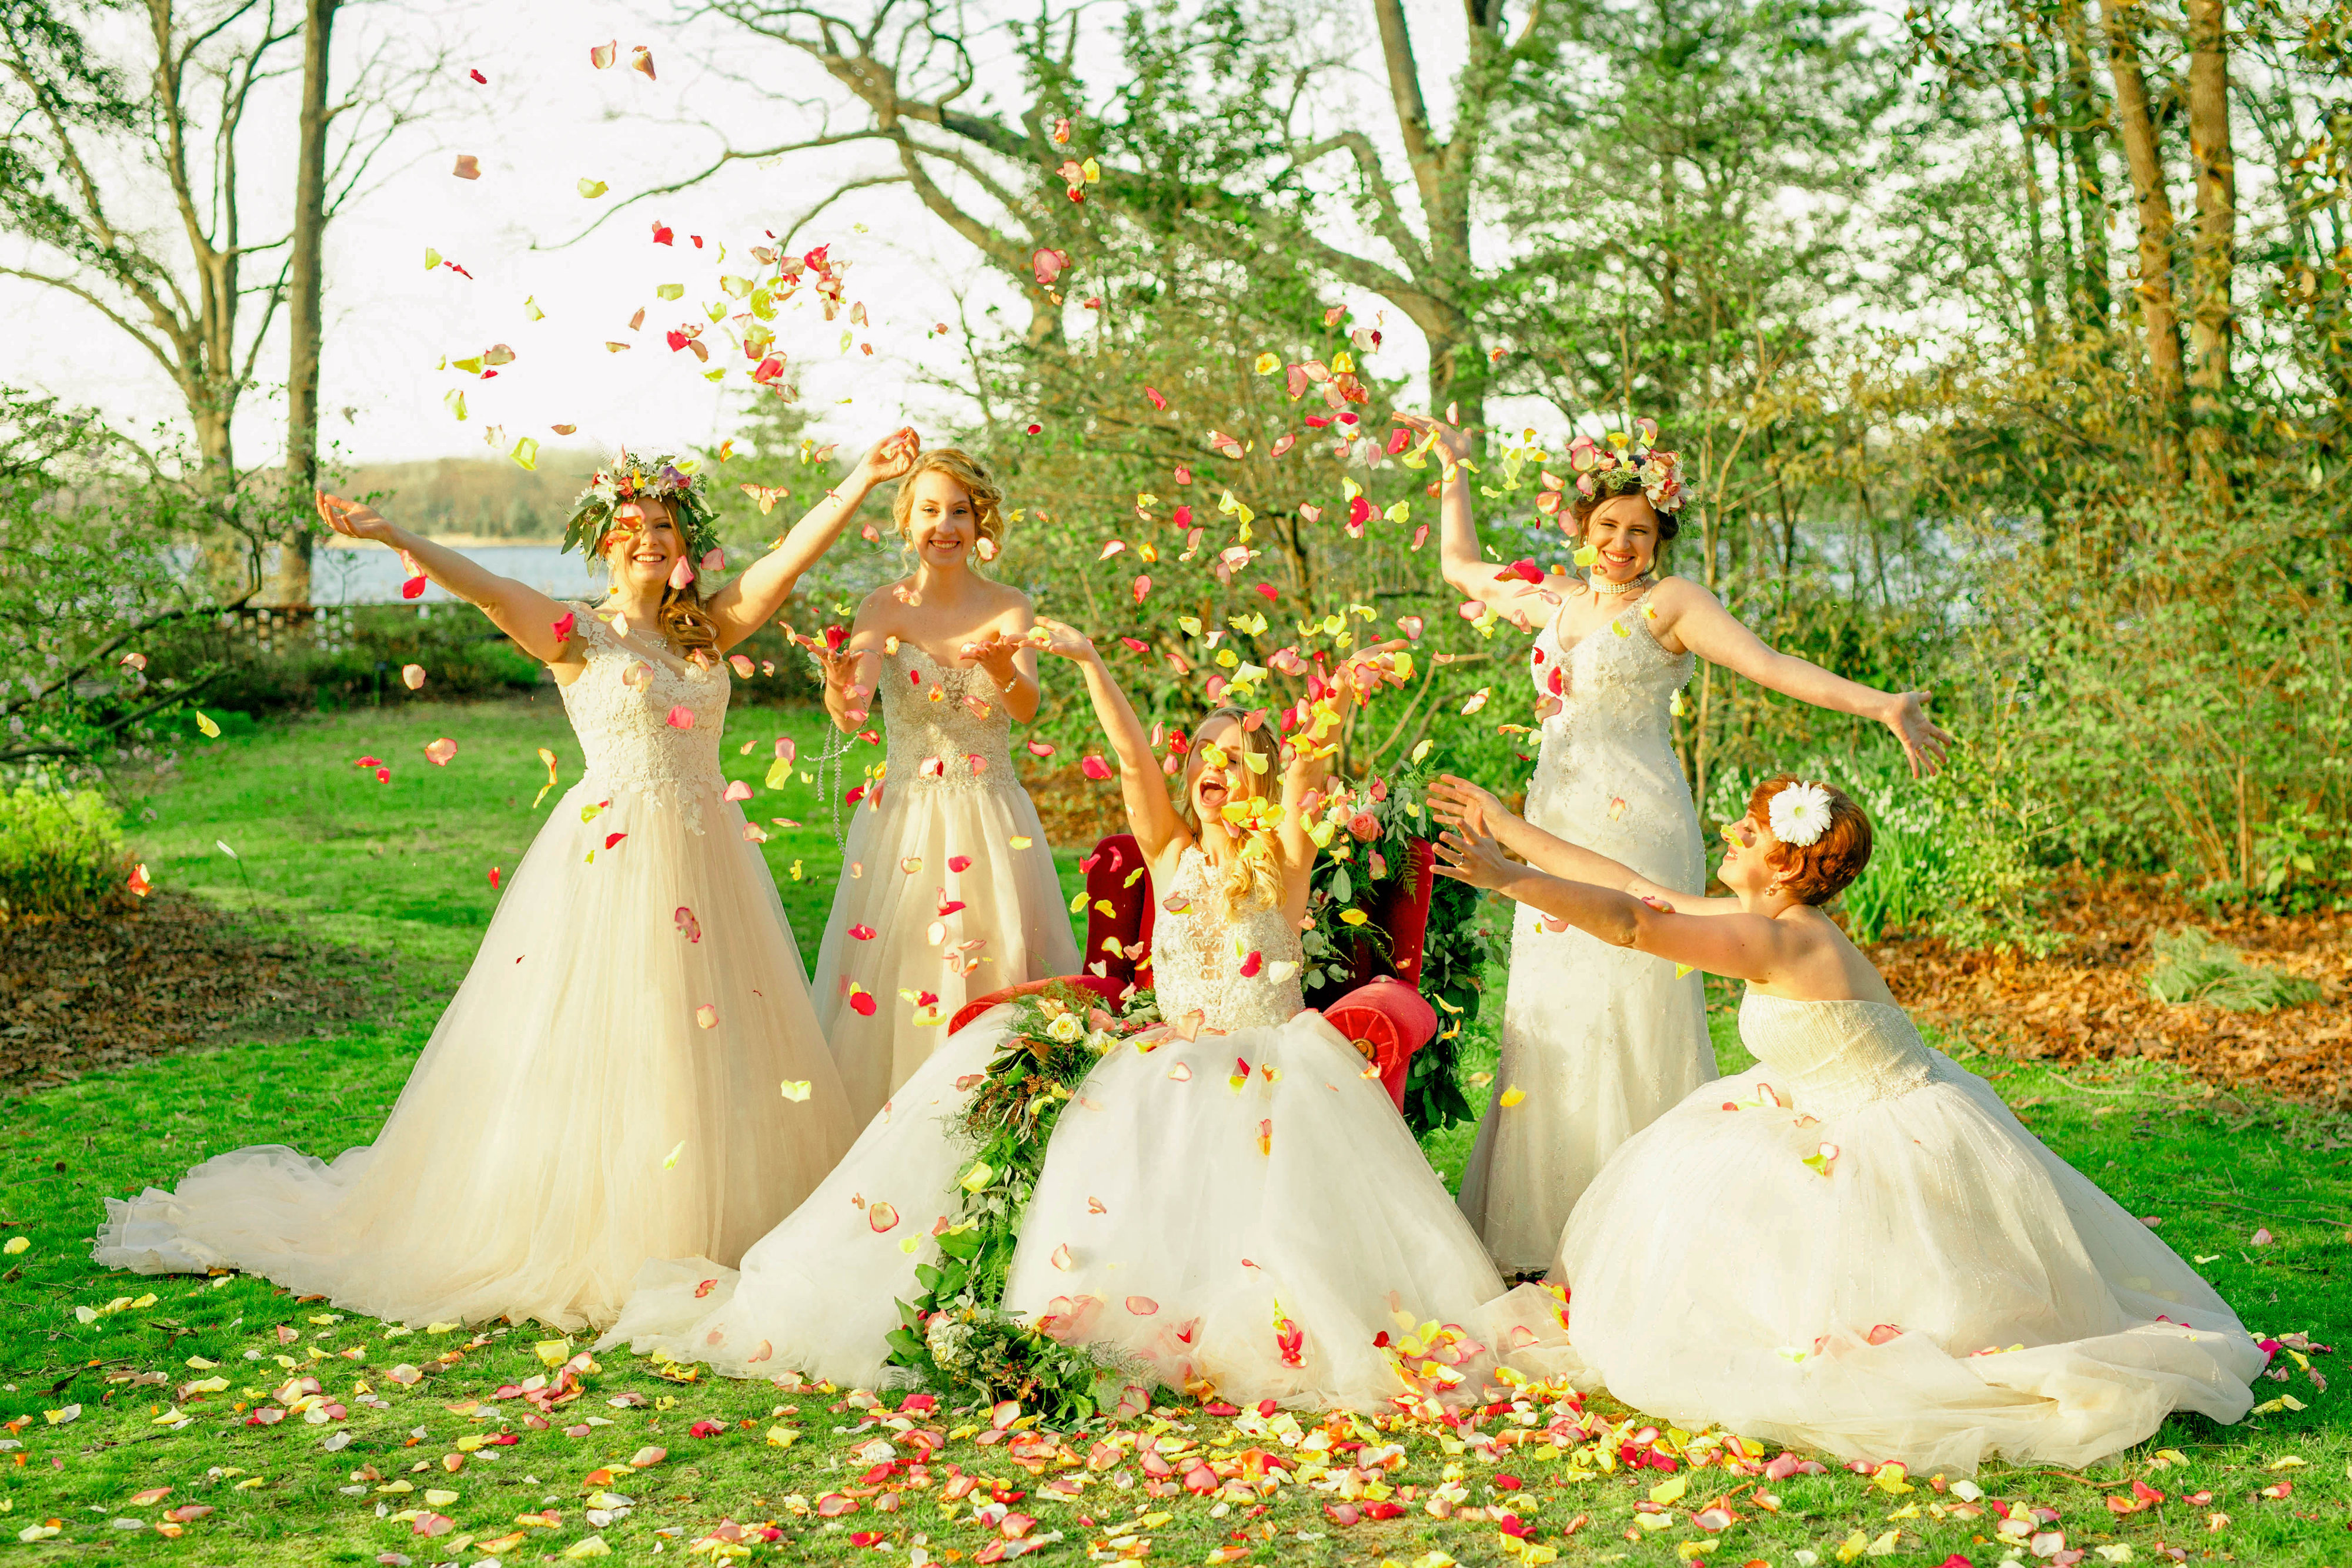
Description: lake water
312,543,603,606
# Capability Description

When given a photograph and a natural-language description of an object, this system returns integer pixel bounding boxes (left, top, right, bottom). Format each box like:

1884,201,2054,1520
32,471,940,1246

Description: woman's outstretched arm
1652,581,1953,777
1395,412,1556,630
704,428,920,651
1435,816,1798,981
1033,617,1189,865
316,493,577,666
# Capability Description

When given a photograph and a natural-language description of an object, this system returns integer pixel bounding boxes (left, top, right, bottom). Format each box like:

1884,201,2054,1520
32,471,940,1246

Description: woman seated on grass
1428,772,2264,1473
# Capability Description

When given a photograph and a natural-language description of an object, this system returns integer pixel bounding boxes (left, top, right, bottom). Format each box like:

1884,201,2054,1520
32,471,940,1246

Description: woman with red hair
1429,774,2261,1472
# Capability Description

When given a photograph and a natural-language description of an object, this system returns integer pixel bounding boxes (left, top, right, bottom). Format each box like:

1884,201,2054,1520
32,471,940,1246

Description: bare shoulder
980,579,1035,627
1648,574,1718,612
851,580,910,626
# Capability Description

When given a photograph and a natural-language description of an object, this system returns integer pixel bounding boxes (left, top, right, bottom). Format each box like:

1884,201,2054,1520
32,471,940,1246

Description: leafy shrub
2147,929,2321,1012
0,786,132,920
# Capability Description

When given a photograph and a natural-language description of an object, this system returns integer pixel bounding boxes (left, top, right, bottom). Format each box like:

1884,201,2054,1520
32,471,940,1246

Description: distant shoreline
320,534,563,550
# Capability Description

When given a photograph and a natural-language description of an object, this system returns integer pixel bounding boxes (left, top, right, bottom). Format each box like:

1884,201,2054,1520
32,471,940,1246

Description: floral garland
883,982,1163,1422
562,450,724,564
1298,748,1495,1135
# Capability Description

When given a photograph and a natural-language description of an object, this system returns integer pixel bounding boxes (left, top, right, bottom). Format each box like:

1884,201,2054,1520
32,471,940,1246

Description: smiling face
1583,493,1663,581
601,497,684,592
903,469,981,570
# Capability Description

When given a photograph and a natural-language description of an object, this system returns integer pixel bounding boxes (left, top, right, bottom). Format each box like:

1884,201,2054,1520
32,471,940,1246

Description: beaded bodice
875,644,1017,794
1738,991,1938,1118
1520,587,1703,891
1150,848,1304,1032
556,602,729,831
1526,589,1693,750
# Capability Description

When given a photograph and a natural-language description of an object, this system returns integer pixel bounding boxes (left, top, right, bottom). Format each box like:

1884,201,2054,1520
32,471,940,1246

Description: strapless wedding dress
1554,990,2264,1472
810,643,1076,1124
603,847,1566,1407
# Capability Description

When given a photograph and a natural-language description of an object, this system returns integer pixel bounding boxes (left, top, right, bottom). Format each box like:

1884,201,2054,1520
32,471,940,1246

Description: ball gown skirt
1552,992,2266,1473
606,848,1571,1407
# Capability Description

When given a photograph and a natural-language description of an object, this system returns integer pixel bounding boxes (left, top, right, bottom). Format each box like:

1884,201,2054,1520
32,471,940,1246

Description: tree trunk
2184,0,2235,494
273,0,337,607
2058,0,2112,327
2102,0,2185,477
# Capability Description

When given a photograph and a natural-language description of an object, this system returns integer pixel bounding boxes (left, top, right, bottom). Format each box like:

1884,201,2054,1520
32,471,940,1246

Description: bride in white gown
1401,410,1954,1276
92,437,917,1330
1431,772,2264,1472
602,626,1565,1407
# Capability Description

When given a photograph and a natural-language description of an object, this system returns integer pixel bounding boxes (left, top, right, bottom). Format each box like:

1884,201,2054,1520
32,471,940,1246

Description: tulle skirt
1553,1054,2266,1472
93,778,857,1332
810,779,1078,1124
602,1006,1568,1408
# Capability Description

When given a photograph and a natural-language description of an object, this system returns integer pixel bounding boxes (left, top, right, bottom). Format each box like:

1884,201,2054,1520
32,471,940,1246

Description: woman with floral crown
806,448,1080,1125
1429,774,2263,1472
93,431,920,1332
600,628,1570,1410
1396,410,1956,1278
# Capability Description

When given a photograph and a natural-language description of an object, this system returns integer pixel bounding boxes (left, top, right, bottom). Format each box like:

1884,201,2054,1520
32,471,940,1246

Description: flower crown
1568,417,1685,515
563,452,723,564
1767,781,1834,847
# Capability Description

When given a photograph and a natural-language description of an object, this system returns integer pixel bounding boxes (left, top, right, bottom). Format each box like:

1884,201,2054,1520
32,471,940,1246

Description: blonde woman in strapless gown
605,626,1566,1407
1432,771,2263,1473
808,449,1077,1124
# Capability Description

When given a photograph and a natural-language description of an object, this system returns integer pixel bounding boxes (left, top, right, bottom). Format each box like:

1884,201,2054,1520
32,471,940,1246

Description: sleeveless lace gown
810,644,1078,1124
603,848,1566,1407
1555,991,2264,1472
1457,588,1716,1272
93,604,857,1330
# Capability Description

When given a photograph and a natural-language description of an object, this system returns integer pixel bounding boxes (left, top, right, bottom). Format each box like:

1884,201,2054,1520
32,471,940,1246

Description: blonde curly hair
891,448,1007,560
1178,706,1286,919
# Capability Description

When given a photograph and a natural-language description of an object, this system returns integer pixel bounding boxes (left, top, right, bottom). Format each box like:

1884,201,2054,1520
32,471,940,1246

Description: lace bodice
556,602,730,832
1150,848,1304,1031
1738,991,1939,1118
1522,588,1702,891
874,645,1017,795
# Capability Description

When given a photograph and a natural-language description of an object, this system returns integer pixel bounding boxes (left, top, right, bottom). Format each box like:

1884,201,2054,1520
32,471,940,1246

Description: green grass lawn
2,701,2346,1565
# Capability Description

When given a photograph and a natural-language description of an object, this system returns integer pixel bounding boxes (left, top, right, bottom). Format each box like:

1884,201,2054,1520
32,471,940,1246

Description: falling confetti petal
425,737,458,766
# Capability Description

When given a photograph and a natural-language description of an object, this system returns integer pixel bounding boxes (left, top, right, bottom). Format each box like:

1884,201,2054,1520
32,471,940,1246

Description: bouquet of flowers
883,982,1161,1421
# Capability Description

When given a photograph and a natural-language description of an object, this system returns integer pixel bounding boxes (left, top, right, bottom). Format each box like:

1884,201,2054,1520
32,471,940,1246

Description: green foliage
884,982,1162,1422
0,388,230,773
1979,483,2352,908
0,784,130,920
1300,750,1496,1135
2148,928,2324,1013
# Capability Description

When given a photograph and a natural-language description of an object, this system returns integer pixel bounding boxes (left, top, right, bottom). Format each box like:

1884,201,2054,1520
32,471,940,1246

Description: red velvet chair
949,833,1438,1115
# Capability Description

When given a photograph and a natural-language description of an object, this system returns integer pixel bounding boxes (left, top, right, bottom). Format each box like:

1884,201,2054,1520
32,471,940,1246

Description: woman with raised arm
94,433,918,1332
1396,410,1955,1278
1429,774,2262,1472
805,449,1079,1124
602,633,1566,1408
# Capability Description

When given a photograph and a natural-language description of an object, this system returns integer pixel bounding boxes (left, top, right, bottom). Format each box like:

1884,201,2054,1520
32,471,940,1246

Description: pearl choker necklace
1587,573,1653,596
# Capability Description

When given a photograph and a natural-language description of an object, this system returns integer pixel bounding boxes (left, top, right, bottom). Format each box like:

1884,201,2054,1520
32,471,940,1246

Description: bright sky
0,0,1495,474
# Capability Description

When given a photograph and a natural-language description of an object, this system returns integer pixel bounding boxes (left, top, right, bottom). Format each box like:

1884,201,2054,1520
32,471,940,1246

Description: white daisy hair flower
1768,781,1834,848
